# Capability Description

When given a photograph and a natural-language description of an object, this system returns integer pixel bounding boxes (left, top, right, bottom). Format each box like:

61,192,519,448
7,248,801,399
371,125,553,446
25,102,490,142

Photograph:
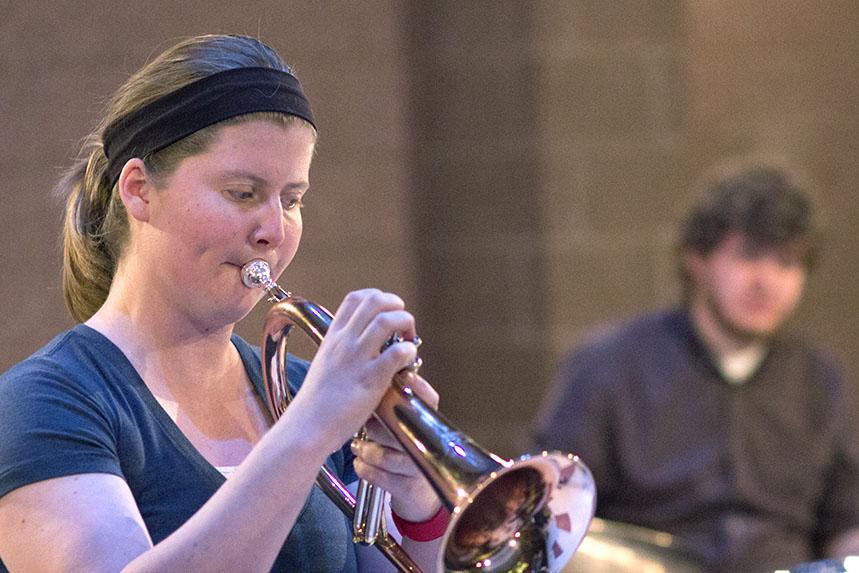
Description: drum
778,558,859,573
563,517,703,573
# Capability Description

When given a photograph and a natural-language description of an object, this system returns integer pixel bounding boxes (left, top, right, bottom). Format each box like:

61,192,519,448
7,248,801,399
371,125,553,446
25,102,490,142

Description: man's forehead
728,231,809,258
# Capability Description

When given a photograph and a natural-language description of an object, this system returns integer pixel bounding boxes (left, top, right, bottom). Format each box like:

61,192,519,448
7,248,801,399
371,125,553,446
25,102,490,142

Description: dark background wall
2,1,857,458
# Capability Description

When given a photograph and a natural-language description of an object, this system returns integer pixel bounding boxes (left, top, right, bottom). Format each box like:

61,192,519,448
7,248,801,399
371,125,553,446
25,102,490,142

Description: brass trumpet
241,259,595,572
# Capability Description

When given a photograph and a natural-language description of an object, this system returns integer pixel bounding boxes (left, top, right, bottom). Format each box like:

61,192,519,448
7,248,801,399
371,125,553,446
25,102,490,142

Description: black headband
102,66,316,186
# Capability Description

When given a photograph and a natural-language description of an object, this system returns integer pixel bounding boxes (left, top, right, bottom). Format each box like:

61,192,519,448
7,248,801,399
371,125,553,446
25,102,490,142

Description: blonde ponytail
58,135,129,322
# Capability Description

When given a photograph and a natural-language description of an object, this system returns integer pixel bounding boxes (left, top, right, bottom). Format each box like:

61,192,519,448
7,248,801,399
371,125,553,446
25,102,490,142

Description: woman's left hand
350,374,442,523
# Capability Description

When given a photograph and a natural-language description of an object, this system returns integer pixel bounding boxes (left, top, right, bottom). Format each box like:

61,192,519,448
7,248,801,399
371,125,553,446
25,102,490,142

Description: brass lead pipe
243,260,417,570
242,259,597,572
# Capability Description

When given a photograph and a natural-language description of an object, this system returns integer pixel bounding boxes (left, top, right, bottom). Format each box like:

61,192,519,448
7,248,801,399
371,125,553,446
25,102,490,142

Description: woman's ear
117,158,152,222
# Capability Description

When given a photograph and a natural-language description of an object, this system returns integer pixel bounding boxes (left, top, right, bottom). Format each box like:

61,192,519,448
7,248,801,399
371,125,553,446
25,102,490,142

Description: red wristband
391,505,450,542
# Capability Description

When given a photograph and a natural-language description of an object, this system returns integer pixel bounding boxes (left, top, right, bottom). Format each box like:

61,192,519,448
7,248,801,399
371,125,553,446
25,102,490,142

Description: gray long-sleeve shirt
532,307,859,573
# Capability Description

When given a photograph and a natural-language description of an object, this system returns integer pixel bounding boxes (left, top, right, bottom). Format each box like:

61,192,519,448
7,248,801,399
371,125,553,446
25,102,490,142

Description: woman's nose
251,199,286,248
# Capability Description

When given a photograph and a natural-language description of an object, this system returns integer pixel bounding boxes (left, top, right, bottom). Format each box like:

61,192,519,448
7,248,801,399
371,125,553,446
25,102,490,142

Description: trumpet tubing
241,259,596,572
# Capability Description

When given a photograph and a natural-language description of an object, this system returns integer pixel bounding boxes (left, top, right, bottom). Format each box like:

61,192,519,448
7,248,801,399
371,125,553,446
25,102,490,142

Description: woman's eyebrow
214,169,266,185
215,169,308,190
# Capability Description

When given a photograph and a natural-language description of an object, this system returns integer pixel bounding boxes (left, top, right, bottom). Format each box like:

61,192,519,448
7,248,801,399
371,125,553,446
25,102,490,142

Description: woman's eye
228,189,256,201
282,196,304,210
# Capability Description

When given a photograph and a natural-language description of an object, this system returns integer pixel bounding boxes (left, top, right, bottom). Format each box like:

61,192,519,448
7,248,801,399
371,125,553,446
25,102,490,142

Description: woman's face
138,119,316,328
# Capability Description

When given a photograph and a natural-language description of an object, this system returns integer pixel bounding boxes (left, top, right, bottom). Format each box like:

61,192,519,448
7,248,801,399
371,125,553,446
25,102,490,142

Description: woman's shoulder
0,326,132,501
0,326,141,428
1,325,121,391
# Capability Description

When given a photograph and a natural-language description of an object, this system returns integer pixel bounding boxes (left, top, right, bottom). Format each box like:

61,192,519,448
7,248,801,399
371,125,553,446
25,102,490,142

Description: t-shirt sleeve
336,435,359,485
0,362,122,499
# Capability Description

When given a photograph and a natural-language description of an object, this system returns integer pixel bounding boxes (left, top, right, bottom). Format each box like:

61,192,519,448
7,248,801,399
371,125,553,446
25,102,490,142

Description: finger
327,288,379,326
362,418,399,449
401,374,439,410
335,289,406,339
375,339,418,380
364,310,417,353
329,294,417,367
352,458,410,495
351,439,415,478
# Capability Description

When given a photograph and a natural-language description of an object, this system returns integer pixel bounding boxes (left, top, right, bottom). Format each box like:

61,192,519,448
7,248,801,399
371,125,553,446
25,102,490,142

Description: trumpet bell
440,452,594,573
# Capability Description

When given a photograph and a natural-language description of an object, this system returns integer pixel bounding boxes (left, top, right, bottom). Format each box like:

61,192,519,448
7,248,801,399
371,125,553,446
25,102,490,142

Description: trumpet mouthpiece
241,259,272,289
241,259,290,302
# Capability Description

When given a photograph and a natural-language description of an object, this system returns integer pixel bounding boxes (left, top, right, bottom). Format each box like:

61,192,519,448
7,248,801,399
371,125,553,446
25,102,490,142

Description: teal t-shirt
0,325,358,572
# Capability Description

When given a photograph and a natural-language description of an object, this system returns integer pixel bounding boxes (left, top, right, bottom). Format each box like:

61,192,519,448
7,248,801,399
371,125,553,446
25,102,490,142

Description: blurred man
532,160,859,572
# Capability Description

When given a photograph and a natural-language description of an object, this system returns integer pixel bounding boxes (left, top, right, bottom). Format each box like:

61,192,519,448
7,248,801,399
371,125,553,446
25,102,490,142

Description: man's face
686,232,808,341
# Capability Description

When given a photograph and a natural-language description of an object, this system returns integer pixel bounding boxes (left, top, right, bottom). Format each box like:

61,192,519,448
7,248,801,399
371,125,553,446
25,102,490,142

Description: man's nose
752,256,790,285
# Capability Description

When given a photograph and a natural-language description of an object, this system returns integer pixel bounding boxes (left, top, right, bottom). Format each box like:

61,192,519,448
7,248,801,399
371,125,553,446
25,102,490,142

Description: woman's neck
86,265,241,398
88,259,270,467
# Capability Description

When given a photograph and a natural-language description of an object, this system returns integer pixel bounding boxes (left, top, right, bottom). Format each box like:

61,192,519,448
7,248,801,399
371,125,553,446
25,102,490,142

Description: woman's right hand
285,288,419,450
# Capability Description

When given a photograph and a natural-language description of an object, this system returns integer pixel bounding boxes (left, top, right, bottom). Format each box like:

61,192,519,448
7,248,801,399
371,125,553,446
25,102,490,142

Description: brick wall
682,1,859,381
1,1,418,369
2,2,857,458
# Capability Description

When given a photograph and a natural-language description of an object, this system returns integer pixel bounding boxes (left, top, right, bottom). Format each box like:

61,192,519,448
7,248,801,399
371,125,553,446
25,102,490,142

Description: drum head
780,558,859,573
562,517,703,572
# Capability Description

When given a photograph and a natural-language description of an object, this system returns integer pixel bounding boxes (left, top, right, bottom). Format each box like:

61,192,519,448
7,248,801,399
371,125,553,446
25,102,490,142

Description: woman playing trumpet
0,34,445,572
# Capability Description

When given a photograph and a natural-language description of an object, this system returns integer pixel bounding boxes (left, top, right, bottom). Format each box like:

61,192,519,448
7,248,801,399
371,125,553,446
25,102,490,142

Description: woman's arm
0,289,420,572
0,401,332,573
353,502,446,573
